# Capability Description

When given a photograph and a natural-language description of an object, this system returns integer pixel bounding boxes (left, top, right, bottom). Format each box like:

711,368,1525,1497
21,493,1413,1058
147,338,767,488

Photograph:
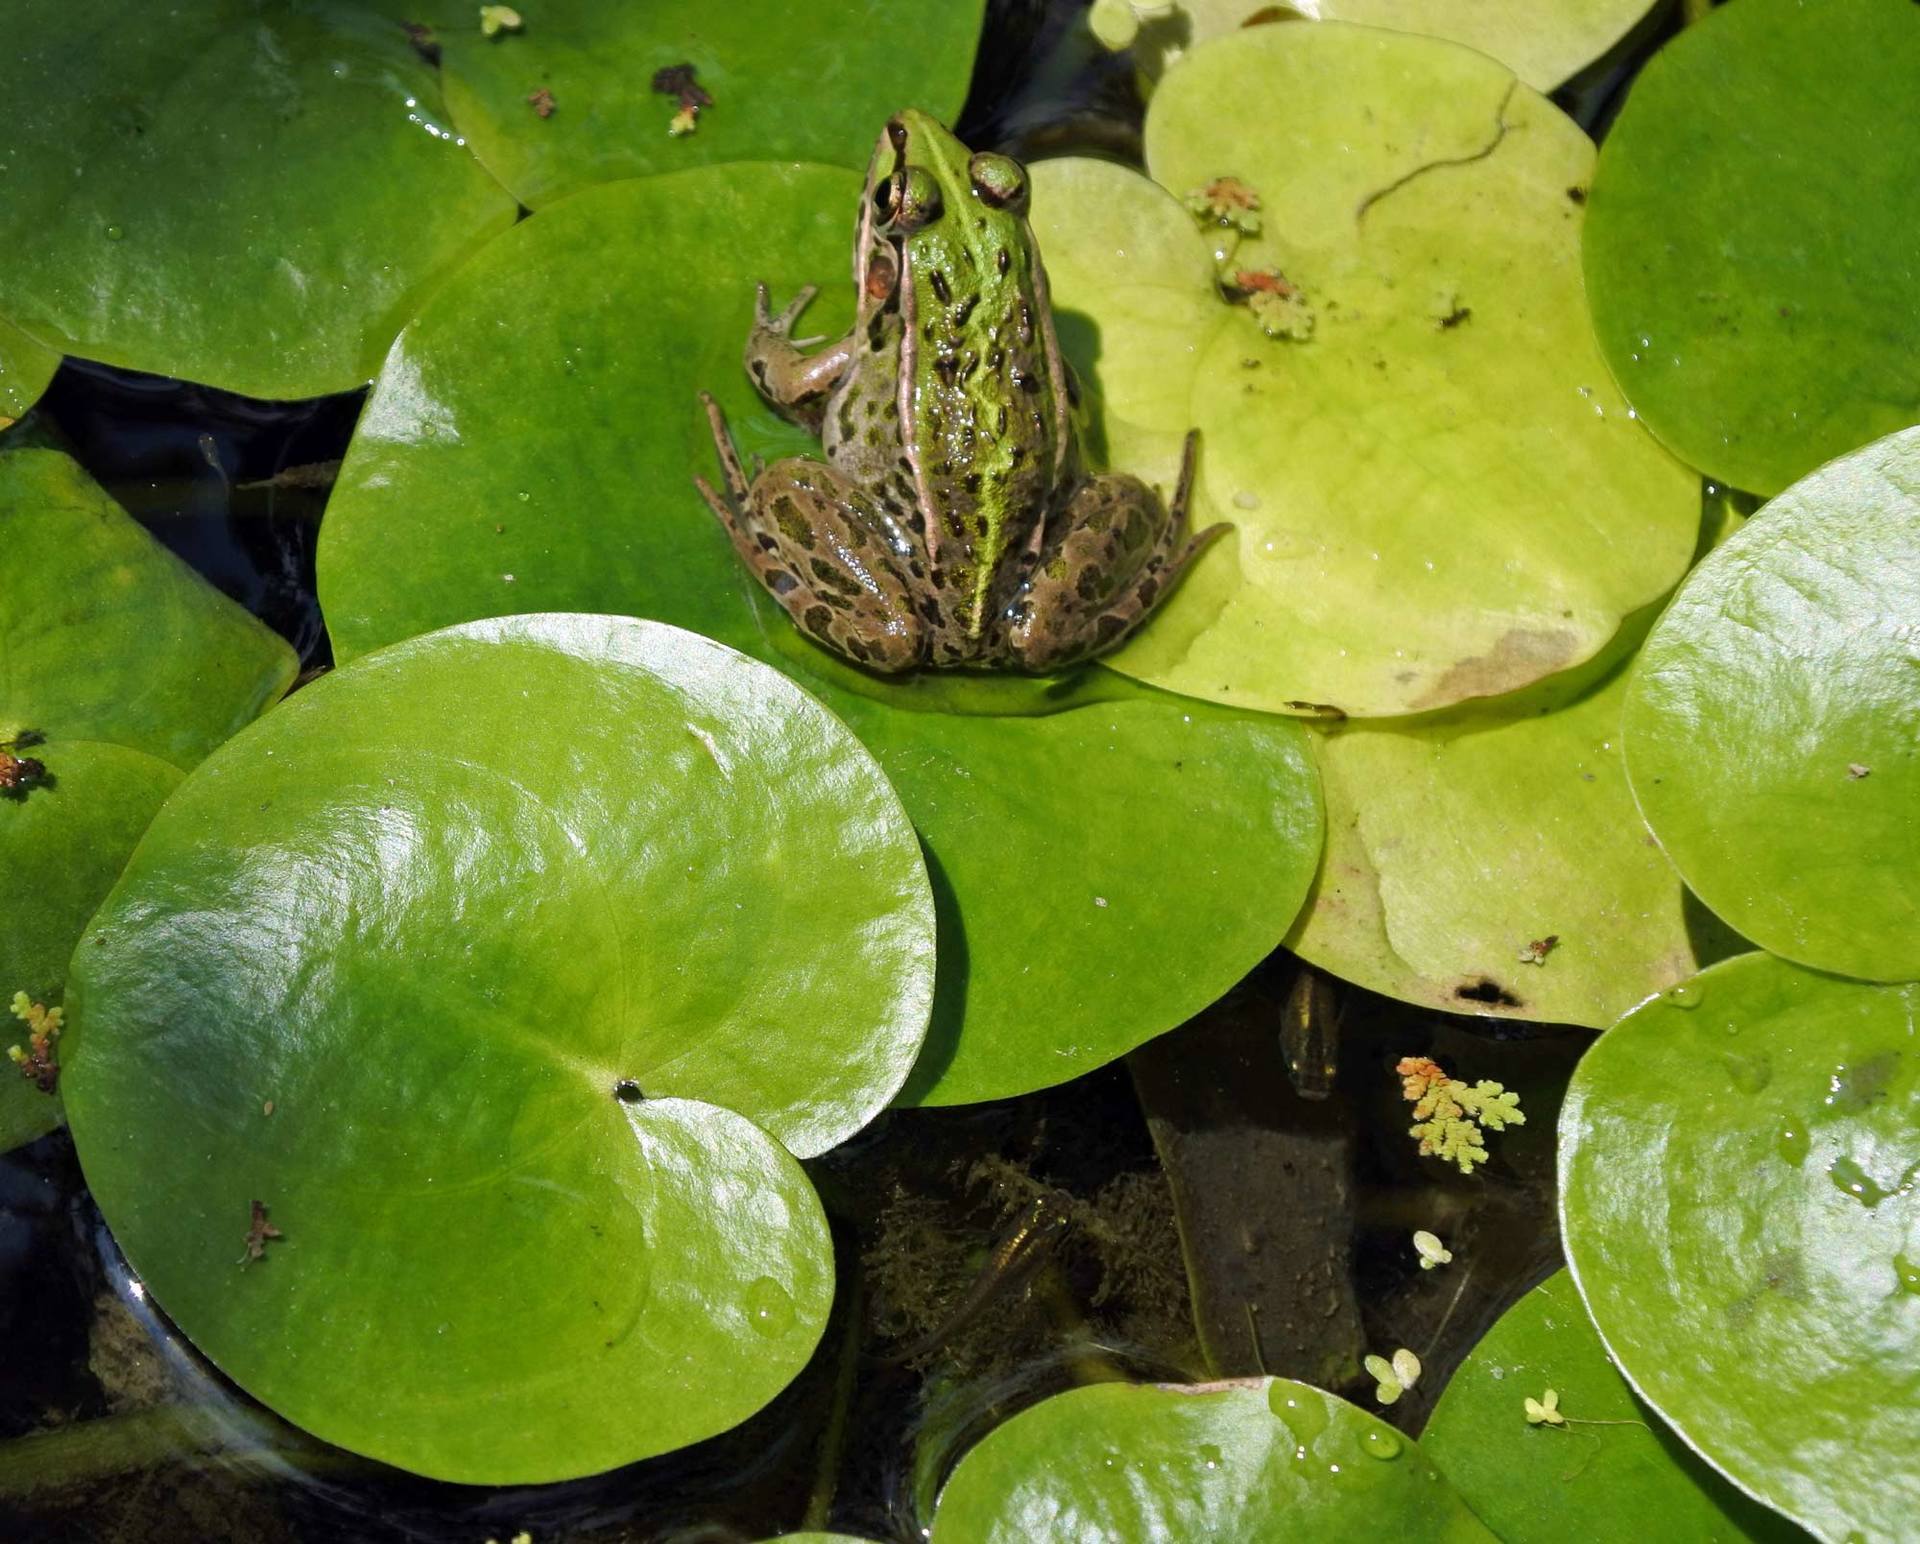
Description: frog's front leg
694,394,929,674
744,284,858,435
1006,433,1229,673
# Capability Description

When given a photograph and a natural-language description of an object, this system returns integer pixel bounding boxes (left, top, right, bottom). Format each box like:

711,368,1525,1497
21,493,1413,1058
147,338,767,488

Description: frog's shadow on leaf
1051,306,1112,469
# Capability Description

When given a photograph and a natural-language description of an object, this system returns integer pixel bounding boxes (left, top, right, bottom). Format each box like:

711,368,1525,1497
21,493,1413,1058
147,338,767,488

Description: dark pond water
0,2,1683,1538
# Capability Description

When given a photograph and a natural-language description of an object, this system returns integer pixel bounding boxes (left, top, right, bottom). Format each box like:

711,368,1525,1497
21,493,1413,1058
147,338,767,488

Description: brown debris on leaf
402,21,440,65
527,87,556,119
0,732,47,796
1517,934,1560,966
1847,762,1871,779
652,63,712,136
242,1200,283,1265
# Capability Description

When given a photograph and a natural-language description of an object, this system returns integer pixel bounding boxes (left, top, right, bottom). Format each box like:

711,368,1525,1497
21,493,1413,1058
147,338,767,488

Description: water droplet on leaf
744,1276,794,1337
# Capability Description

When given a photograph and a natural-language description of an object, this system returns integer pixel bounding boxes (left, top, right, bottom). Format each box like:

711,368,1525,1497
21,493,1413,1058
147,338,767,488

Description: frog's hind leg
1007,433,1228,672
692,396,928,675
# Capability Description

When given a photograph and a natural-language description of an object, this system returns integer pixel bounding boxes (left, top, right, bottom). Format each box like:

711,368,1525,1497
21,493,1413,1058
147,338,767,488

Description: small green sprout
1413,1230,1453,1270
1398,1057,1526,1175
479,5,523,38
1524,1387,1648,1433
1364,1346,1421,1405
7,991,64,1093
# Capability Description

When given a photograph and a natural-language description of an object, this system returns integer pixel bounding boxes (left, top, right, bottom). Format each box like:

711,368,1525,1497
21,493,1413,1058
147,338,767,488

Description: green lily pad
0,740,179,1153
1422,1270,1810,1543
1581,0,1920,497
1623,428,1920,983
2,450,299,770
0,1,517,399
0,317,57,427
1560,953,1920,1543
1128,0,1661,91
1288,621,1745,1027
1029,22,1697,717
0,449,295,1152
434,0,985,207
931,1378,1495,1540
315,163,1322,1108
63,613,934,1481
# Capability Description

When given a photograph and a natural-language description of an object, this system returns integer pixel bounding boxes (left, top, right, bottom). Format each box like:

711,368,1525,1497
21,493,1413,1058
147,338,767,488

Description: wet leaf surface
435,0,985,207
0,0,518,398
1624,428,1920,982
1424,1270,1810,1543
316,164,1322,1108
1032,24,1696,717
63,614,936,1480
1561,954,1920,1542
1582,0,1920,495
1129,0,1661,91
932,1377,1495,1540
0,449,294,1152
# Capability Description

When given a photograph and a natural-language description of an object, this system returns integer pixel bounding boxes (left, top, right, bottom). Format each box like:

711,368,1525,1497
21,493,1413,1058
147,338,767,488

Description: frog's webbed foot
755,282,819,339
692,395,929,675
745,282,854,435
1007,431,1229,672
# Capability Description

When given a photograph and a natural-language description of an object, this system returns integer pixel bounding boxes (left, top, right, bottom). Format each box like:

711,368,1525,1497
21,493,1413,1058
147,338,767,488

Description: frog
694,109,1227,675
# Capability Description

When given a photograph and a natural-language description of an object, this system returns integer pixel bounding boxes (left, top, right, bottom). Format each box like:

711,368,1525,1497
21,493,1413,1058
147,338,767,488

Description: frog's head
854,109,1036,304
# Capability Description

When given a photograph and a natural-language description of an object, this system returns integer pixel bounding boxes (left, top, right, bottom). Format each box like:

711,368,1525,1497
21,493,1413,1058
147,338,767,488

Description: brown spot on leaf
1412,628,1580,710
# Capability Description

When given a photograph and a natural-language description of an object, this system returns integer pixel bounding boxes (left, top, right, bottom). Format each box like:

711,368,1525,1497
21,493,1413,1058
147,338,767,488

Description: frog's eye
876,166,943,233
969,153,1029,214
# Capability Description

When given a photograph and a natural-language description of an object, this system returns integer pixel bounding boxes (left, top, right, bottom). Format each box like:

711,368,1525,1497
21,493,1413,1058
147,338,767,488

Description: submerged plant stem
803,1255,864,1532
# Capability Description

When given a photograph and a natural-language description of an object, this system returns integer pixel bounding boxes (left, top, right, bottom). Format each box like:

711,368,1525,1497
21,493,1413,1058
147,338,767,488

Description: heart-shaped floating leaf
434,0,985,207
1560,953,1920,1543
930,1378,1494,1540
1030,22,1697,717
1123,0,1661,91
1624,428,1920,983
1582,0,1920,496
1289,625,1746,1027
63,613,935,1481
1422,1270,1810,1543
315,164,1322,1108
0,1,517,398
0,449,294,1152
0,317,57,426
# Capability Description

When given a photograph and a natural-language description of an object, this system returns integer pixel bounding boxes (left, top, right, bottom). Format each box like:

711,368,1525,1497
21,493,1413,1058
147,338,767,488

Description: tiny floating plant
1365,1346,1421,1405
1413,1229,1453,1270
1397,1056,1525,1175
6,991,63,1093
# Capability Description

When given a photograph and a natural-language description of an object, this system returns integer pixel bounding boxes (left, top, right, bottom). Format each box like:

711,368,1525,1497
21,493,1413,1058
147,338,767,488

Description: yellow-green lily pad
0,449,295,1153
64,614,935,1481
931,1378,1495,1540
1126,0,1661,91
435,0,985,207
1582,0,1920,496
315,163,1323,1108
0,1,517,398
1423,1271,1811,1544
1561,954,1920,1543
1288,622,1744,1027
1030,22,1696,718
1624,428,1920,983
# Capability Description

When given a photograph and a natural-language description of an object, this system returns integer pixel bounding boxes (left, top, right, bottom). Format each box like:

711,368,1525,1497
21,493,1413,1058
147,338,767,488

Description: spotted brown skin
694,110,1227,675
